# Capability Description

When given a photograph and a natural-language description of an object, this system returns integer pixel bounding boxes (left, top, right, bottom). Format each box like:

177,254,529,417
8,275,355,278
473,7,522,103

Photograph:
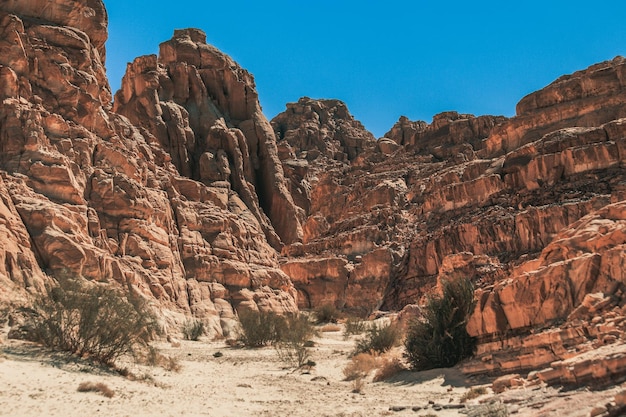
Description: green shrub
182,319,205,341
236,310,284,348
31,277,160,367
354,321,400,355
314,304,340,324
236,310,318,368
404,277,476,370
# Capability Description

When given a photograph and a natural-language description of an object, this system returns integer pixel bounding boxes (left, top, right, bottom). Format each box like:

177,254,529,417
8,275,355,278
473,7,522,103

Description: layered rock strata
276,58,626,381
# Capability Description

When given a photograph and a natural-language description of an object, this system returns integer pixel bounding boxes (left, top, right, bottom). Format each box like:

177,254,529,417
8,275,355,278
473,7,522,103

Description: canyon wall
0,1,302,335
0,0,625,377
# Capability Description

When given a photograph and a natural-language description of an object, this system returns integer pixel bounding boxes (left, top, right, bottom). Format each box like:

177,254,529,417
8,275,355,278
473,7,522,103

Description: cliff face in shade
0,3,299,335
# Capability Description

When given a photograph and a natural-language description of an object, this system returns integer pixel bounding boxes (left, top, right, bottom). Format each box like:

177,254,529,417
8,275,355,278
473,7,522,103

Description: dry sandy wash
1,323,624,417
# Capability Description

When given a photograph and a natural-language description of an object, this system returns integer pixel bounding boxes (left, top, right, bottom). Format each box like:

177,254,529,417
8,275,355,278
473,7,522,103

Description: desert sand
1,323,623,417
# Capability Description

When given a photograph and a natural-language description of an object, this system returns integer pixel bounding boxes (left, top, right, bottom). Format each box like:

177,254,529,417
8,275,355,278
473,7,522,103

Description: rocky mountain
1,0,626,385
0,1,302,335
274,57,626,381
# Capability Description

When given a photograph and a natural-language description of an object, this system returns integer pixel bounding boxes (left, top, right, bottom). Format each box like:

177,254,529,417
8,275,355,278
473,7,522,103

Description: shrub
404,277,476,371
343,352,405,383
343,317,367,338
351,376,365,393
236,310,284,348
354,321,400,355
30,277,160,367
314,304,340,324
182,319,205,341
275,314,318,368
320,324,341,333
141,345,182,372
77,381,115,398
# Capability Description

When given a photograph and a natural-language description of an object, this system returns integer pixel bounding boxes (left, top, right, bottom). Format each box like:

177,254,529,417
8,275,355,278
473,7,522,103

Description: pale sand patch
0,325,622,417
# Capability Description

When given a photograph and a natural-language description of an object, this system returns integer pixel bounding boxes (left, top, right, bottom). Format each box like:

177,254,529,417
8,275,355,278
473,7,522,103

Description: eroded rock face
276,57,626,384
1,0,626,378
484,56,626,155
385,112,507,158
0,6,297,335
114,29,303,248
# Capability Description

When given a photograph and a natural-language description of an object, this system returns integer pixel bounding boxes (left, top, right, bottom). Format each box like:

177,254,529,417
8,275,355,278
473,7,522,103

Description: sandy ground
1,324,623,417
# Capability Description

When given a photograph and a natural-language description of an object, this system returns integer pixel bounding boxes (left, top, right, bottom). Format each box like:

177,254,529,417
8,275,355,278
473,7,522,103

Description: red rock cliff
0,2,299,335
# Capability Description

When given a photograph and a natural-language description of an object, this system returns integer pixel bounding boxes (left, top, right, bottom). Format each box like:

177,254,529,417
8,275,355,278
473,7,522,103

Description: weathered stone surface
468,200,626,338
114,29,303,248
0,7,297,336
384,112,507,157
484,56,626,155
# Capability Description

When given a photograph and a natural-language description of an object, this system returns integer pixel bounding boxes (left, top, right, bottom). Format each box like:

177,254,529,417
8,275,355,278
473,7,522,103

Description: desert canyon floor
1,322,624,417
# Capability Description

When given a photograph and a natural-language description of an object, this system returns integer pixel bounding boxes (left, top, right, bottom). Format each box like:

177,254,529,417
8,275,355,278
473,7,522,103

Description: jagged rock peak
0,0,108,61
485,56,626,155
114,28,303,247
272,97,376,162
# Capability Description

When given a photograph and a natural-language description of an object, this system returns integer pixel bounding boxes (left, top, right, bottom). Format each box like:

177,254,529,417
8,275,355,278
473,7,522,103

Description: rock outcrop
114,28,303,248
275,57,626,383
0,2,300,335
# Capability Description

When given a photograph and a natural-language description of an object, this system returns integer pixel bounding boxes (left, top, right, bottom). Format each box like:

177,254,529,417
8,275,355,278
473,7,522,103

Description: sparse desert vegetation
182,319,205,341
461,386,488,403
1,316,620,416
354,320,401,355
343,317,367,338
314,304,340,324
27,276,161,367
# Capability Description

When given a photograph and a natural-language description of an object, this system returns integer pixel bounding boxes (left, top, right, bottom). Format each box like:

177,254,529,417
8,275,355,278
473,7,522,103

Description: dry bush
343,317,367,338
343,352,378,381
320,324,341,333
30,277,160,367
141,345,182,372
275,314,318,368
77,381,115,398
460,386,488,403
351,376,365,393
182,319,205,341
372,355,405,382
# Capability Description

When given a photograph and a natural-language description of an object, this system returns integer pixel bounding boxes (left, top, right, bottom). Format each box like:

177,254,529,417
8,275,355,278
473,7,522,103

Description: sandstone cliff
0,1,302,335
274,58,626,381
1,0,625,384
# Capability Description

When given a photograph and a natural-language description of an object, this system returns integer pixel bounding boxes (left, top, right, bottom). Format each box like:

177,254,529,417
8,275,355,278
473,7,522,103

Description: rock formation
274,58,626,382
0,0,625,387
0,1,301,335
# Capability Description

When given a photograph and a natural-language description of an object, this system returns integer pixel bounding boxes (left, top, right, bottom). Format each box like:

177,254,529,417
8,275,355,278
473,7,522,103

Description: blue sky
105,1,626,137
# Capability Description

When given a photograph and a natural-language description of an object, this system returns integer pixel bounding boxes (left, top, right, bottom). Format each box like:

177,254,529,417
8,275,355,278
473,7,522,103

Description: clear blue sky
104,1,626,137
